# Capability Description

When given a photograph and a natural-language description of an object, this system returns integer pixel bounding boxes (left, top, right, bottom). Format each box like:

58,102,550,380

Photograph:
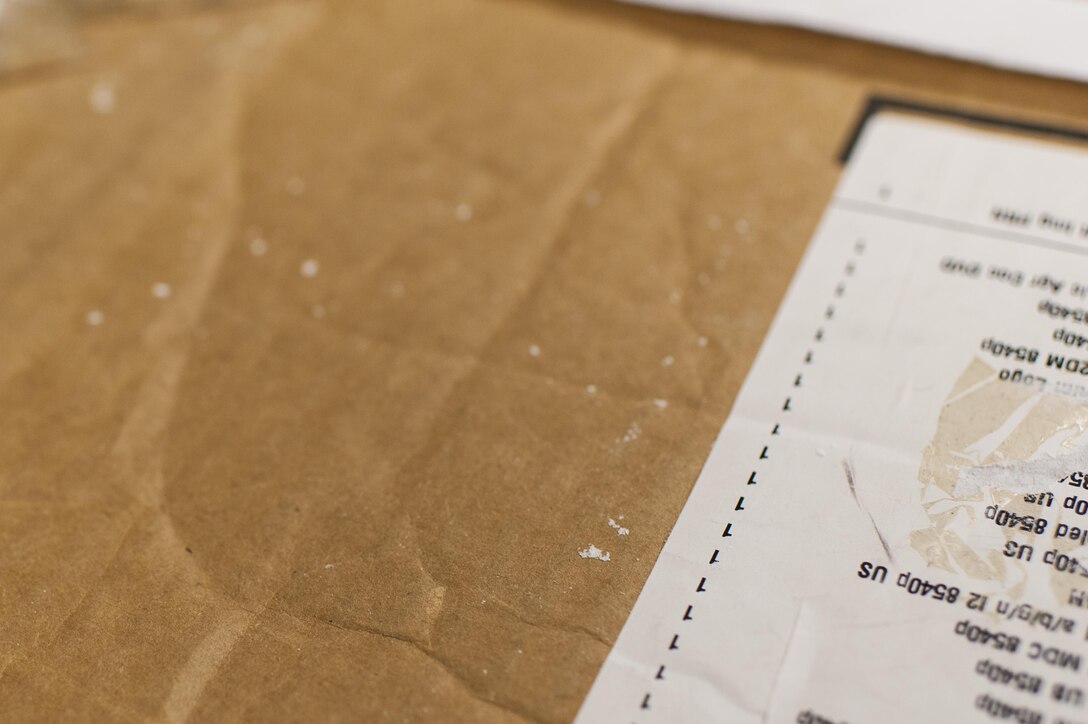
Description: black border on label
838,94,1088,164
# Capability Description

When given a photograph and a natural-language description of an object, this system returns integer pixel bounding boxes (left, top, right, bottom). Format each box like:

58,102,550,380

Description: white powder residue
661,355,674,367
578,544,611,562
669,289,682,305
324,563,334,569
389,281,405,298
299,259,320,278
86,309,104,326
620,422,641,444
607,517,630,536
696,336,708,347
249,237,268,256
735,218,750,234
586,384,598,395
454,203,473,222
653,399,668,410
88,80,116,114
151,282,172,299
528,344,541,358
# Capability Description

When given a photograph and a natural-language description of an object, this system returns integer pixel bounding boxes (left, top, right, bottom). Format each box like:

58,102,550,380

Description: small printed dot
528,344,541,358
696,336,709,347
88,80,116,114
661,355,674,367
286,176,306,196
300,259,320,278
653,399,668,410
735,218,750,234
706,214,722,231
151,282,172,299
249,237,268,256
586,384,598,394
583,189,602,207
311,305,326,319
454,203,473,222
86,310,104,326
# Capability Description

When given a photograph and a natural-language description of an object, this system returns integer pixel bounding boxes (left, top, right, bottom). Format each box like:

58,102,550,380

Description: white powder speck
454,203,473,222
311,305,326,319
578,544,611,562
583,189,601,207
735,218,750,234
669,290,682,305
151,282,172,299
528,344,541,358
586,384,598,394
620,422,641,444
607,517,630,536
86,309,104,326
286,176,306,196
661,355,674,367
249,237,268,256
697,336,709,347
324,563,334,569
653,399,668,410
706,214,722,230
88,80,116,114
300,259,320,278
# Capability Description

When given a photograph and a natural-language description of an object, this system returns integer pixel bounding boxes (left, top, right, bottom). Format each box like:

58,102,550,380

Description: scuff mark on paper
954,447,1088,496
842,459,892,561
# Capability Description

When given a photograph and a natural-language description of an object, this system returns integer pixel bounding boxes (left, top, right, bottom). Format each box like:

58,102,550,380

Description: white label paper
578,115,1088,723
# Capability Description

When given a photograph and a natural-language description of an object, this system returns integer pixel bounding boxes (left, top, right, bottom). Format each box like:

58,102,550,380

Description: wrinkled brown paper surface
3,1,1088,721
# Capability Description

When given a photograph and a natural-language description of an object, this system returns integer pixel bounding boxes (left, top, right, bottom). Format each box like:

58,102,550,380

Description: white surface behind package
623,0,1088,84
